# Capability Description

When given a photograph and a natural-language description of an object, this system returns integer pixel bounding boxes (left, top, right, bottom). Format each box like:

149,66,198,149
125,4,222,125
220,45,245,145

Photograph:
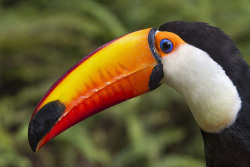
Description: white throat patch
162,44,242,133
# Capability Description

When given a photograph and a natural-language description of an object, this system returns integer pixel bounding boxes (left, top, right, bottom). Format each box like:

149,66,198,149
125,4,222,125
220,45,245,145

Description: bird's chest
202,130,250,167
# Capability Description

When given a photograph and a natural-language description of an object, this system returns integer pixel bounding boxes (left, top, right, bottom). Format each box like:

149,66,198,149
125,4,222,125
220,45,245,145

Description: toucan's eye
160,39,173,54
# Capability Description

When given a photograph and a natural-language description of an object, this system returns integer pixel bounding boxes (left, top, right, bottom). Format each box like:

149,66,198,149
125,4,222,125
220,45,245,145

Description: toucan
28,21,250,166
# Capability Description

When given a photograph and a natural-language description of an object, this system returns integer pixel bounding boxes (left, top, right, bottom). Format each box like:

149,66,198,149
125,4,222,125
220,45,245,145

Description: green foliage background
0,0,250,166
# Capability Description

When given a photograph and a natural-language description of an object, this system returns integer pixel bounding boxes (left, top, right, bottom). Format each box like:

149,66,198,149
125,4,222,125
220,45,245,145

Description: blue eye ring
160,39,173,54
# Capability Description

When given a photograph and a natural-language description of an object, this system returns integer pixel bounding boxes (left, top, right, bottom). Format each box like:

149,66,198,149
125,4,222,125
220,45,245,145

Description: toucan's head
29,21,246,153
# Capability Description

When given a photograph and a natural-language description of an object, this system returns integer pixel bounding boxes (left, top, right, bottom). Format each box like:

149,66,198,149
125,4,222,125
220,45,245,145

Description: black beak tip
28,123,38,153
28,100,66,153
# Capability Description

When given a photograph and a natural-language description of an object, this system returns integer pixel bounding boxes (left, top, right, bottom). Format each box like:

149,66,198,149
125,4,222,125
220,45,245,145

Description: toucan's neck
201,60,250,167
162,44,242,133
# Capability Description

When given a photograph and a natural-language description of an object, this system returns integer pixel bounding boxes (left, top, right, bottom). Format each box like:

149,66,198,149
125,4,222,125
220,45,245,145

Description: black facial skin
148,28,164,91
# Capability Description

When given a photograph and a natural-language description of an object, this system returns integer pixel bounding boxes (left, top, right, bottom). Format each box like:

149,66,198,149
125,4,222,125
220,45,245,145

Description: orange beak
28,28,163,152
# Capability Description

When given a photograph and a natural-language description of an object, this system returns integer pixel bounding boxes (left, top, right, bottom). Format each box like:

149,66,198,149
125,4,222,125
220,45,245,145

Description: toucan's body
160,22,250,166
28,21,250,166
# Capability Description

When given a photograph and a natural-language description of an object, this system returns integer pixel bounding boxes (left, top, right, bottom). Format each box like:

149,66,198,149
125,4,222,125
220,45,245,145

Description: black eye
160,39,173,54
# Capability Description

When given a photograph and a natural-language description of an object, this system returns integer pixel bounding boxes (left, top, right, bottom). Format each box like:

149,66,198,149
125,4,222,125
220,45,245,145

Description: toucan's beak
28,28,163,152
